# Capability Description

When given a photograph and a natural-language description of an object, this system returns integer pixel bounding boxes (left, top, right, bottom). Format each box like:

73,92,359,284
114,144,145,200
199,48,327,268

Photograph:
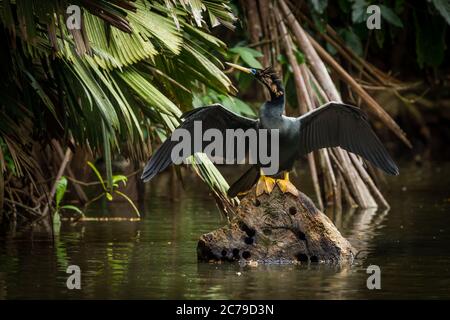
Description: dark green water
0,162,449,299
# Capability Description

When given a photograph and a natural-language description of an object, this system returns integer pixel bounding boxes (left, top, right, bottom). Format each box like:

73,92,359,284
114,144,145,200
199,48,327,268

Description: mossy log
197,186,355,264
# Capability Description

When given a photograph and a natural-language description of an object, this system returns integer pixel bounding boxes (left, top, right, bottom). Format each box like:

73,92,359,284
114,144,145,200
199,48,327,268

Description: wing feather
142,104,257,182
297,102,399,175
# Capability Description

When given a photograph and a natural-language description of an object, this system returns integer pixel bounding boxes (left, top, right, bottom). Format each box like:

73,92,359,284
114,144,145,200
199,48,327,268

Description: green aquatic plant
86,161,140,218
53,176,84,226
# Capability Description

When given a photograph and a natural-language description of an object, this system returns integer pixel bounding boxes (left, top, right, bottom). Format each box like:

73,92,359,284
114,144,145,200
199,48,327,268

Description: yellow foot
256,175,276,197
276,179,299,196
276,172,299,197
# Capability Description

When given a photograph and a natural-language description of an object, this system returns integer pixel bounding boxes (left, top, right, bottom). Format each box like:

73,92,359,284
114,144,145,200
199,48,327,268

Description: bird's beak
225,62,253,74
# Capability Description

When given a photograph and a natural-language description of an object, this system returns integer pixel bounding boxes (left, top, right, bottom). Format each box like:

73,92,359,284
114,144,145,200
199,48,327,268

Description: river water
0,162,449,299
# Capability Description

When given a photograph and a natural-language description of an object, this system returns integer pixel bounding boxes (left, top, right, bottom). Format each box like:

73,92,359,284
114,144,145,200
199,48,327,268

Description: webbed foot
276,172,299,197
256,175,276,197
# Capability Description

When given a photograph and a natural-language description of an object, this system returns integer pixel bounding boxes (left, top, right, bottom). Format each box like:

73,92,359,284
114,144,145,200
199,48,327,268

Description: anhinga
141,63,399,197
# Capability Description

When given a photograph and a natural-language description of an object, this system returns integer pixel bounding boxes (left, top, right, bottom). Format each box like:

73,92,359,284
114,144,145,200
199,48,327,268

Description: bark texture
198,186,355,264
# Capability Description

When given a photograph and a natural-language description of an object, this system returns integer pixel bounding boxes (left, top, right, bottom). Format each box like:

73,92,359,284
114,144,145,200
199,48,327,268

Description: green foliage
338,1,404,27
55,177,69,209
87,161,140,217
229,46,263,68
432,0,450,25
0,0,238,202
379,4,403,28
87,162,107,191
305,0,448,69
54,176,84,226
0,137,15,174
340,28,363,56
193,89,256,117
221,95,256,116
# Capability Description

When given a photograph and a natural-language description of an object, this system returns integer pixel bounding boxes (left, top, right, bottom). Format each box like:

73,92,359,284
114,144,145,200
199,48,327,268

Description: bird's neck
262,94,285,118
267,82,285,116
269,93,285,108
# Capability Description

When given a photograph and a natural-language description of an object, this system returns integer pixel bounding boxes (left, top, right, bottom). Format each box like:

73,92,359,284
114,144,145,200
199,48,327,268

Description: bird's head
226,62,284,99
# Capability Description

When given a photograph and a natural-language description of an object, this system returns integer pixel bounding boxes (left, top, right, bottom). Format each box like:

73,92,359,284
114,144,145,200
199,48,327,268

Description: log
197,186,355,264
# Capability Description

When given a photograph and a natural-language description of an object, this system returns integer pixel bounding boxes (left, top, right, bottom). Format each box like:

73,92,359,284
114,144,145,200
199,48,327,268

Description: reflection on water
0,162,450,299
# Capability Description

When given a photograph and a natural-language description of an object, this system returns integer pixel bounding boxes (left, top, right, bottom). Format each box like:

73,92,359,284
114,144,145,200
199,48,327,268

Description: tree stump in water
197,186,355,264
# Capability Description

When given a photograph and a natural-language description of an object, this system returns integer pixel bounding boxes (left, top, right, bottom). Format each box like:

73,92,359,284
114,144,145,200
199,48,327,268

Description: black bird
141,63,399,197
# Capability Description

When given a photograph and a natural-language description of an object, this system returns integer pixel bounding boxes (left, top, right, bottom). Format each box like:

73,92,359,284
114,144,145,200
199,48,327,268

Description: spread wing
297,102,399,175
141,104,257,182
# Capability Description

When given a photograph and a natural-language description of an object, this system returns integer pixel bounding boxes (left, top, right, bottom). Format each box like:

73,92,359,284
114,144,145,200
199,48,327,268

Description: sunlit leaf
229,47,263,68
55,176,68,208
106,192,113,201
0,0,237,212
220,95,255,117
60,205,84,216
113,175,128,186
87,161,106,191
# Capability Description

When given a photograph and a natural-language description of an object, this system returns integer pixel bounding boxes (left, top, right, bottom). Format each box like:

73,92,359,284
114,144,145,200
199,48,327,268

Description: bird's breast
259,117,283,130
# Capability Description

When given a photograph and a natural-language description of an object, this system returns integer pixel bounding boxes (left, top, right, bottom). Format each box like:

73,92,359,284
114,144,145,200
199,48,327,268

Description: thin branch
4,198,41,216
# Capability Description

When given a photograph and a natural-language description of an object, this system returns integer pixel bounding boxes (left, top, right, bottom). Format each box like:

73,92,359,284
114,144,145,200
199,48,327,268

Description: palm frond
0,0,238,213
